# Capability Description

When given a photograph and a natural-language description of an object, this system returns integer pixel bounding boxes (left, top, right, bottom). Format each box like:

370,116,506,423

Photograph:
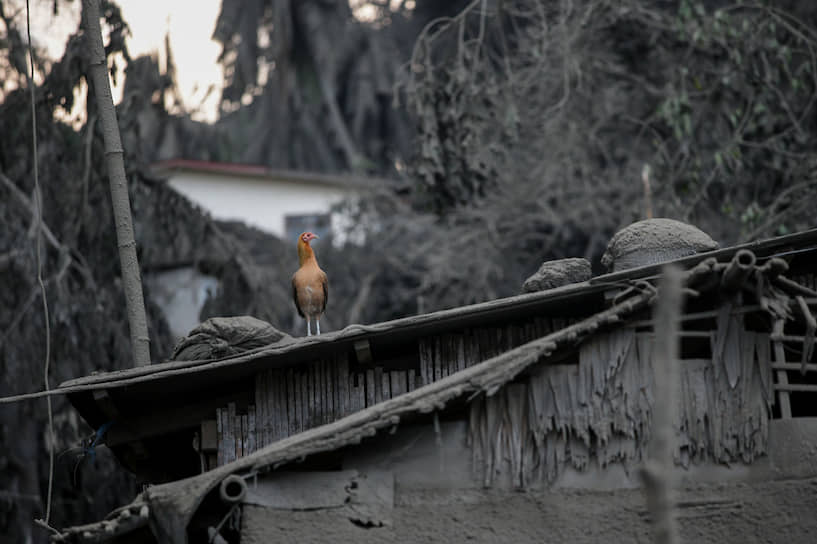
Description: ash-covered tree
209,0,470,173
348,0,817,317
0,4,150,541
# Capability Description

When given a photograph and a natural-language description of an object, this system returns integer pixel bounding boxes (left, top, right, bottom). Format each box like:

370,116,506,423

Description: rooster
292,231,328,336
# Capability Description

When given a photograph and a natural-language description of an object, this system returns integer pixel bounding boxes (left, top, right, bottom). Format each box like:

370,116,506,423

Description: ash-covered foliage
209,0,469,173
351,0,817,316
0,2,148,540
0,2,269,540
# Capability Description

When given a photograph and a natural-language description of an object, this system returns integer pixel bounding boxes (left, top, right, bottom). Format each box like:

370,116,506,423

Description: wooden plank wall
204,272,817,472
418,318,556,386
213,316,565,466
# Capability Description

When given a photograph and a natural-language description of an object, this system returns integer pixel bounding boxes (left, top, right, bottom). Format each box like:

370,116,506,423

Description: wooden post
240,415,248,457
275,369,285,440
391,371,406,397
82,0,151,366
381,368,391,401
224,404,236,464
796,296,816,375
772,319,792,418
434,336,443,381
294,371,303,433
318,361,327,425
419,339,433,385
247,406,256,455
337,355,348,418
366,369,376,407
374,367,384,403
254,374,265,449
640,266,682,544
216,409,224,466
356,373,366,410
326,360,336,423
456,334,466,373
287,369,297,438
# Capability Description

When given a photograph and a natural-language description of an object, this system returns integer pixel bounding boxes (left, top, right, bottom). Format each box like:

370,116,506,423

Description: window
285,213,331,242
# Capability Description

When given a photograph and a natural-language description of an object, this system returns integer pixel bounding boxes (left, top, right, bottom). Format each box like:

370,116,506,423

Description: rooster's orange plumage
292,232,328,336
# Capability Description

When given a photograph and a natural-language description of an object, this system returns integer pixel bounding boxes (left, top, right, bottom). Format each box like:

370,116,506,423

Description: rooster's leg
316,319,321,335
307,319,312,337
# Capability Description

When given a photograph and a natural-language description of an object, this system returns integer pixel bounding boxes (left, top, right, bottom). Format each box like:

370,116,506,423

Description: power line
24,0,56,527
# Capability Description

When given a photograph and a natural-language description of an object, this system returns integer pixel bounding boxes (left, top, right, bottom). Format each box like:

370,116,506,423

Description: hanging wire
25,0,56,525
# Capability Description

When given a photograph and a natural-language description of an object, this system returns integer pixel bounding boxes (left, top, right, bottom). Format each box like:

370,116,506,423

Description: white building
150,159,371,241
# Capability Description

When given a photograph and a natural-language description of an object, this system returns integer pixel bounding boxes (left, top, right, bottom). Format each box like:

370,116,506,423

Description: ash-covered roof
57,227,817,391
3,227,814,411
53,237,816,543
150,158,389,190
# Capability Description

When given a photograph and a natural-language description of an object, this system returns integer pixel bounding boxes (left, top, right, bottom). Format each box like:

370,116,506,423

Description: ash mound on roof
523,258,592,293
602,218,718,272
171,316,292,361
523,219,718,292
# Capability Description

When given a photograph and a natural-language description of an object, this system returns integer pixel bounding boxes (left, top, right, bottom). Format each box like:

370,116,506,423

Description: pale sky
21,0,223,122
18,1,384,123
116,0,222,121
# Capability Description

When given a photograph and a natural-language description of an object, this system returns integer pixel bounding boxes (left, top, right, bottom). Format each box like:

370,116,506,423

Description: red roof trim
152,159,271,177
150,159,390,189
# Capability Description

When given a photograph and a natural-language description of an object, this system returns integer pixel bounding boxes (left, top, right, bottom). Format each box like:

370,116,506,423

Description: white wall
145,267,219,340
167,171,351,238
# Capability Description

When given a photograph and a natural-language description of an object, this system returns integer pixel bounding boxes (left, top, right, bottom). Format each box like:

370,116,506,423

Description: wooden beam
774,276,817,298
797,296,816,375
628,298,817,329
774,383,817,392
771,362,817,373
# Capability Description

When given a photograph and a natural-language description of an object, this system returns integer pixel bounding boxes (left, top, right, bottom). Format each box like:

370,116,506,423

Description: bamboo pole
82,0,151,366
772,319,792,419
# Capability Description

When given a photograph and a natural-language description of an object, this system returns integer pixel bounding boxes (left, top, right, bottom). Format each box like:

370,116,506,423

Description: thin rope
25,0,55,525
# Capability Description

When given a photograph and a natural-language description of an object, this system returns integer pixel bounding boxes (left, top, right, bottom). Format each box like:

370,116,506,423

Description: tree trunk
82,0,151,366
